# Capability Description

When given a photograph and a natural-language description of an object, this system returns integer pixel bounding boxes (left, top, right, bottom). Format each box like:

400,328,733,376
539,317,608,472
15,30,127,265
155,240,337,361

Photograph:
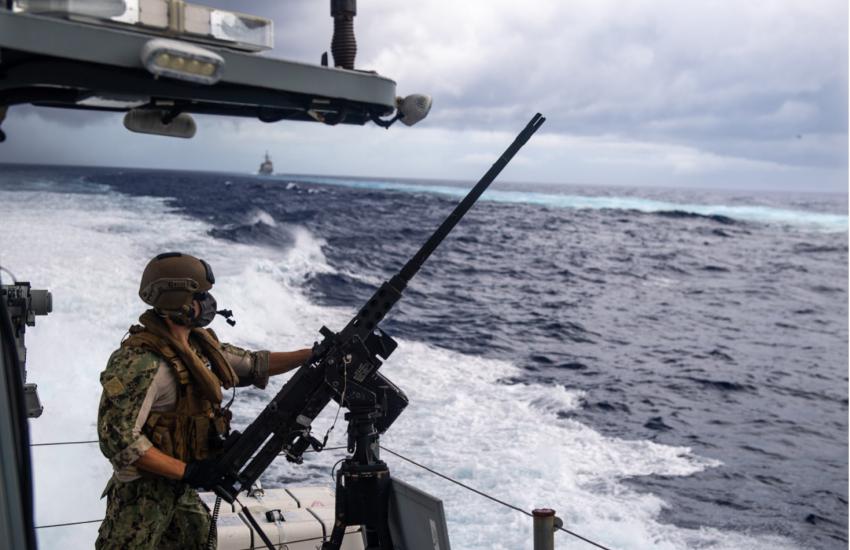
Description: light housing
397,94,432,126
124,109,197,138
13,0,274,52
141,38,224,85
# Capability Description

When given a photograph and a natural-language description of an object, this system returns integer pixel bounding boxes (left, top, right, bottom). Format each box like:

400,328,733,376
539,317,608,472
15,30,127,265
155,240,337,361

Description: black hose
206,495,222,550
239,500,277,550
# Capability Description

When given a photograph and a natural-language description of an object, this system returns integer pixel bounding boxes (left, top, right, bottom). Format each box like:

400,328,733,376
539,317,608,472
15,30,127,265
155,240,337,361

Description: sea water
0,165,846,549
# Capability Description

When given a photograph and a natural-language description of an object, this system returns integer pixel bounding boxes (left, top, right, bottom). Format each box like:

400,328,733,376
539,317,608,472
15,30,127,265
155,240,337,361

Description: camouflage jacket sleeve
97,347,160,470
220,342,270,390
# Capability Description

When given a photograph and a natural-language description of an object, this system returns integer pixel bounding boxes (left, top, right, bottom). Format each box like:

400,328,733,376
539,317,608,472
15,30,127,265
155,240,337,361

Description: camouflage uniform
96,475,211,550
96,342,269,550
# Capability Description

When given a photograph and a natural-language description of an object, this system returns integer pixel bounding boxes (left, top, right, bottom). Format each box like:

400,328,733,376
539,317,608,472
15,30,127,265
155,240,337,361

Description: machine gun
208,113,545,549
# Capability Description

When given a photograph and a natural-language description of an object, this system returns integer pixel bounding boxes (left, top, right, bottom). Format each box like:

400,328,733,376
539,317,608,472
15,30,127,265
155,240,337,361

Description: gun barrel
396,113,546,287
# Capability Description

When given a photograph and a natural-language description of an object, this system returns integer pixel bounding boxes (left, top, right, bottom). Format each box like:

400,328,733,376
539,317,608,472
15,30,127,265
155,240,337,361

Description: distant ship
258,151,273,175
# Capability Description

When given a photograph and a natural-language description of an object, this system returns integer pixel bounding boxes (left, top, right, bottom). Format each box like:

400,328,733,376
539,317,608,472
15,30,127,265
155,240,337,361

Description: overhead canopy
0,10,398,126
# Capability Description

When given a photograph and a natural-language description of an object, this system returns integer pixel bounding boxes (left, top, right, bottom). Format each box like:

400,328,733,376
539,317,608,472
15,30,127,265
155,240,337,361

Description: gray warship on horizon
258,151,274,176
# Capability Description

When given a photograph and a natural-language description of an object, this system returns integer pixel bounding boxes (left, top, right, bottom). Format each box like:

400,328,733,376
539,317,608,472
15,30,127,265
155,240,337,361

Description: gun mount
1,278,52,418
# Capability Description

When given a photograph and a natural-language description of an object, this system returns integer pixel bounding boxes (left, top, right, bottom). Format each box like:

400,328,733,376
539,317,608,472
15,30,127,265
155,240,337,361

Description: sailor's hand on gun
182,457,221,490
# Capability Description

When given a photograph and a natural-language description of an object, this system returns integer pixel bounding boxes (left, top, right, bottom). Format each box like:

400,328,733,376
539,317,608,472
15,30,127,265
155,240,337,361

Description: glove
182,458,219,490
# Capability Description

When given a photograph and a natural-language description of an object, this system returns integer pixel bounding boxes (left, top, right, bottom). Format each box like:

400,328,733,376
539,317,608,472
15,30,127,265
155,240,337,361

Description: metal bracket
24,383,42,418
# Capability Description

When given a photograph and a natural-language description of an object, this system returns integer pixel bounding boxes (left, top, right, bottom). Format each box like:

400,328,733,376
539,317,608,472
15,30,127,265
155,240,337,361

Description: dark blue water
8,165,849,548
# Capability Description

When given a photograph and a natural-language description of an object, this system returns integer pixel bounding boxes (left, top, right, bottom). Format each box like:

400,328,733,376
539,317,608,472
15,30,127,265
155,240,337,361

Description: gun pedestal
323,406,393,550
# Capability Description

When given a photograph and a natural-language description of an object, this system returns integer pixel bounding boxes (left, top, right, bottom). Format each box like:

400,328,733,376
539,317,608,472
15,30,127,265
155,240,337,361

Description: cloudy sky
1,0,847,191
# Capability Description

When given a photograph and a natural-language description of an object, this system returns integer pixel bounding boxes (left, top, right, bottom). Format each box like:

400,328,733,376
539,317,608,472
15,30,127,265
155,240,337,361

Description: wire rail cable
35,519,101,530
380,445,615,550
31,438,615,549
31,439,98,446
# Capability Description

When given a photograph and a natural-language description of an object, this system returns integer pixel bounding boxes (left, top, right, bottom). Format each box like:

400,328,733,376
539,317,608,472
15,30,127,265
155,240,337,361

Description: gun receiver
211,113,546,503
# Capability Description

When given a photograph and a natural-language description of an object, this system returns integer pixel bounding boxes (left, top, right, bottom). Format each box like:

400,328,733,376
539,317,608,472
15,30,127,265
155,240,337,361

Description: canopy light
397,94,432,126
141,38,224,84
370,94,432,129
124,109,197,138
13,0,273,52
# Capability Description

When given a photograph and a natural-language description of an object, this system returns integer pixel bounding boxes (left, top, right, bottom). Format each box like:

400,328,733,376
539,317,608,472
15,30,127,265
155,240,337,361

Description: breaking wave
282,175,848,231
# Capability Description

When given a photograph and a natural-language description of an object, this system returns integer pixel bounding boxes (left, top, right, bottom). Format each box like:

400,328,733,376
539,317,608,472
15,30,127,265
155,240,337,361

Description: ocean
0,164,846,549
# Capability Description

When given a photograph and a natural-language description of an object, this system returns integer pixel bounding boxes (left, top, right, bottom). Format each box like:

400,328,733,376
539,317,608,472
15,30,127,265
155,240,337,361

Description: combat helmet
139,252,216,325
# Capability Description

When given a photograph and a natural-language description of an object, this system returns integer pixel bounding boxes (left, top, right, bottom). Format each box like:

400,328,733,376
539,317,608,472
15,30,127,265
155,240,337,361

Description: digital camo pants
96,477,211,550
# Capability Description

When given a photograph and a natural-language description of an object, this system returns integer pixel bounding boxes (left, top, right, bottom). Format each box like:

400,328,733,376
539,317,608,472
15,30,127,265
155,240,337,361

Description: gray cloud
223,0,848,172
357,1,847,168
21,106,116,129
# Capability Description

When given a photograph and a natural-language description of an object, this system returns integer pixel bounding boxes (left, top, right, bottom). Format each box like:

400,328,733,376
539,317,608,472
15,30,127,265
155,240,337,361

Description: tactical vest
121,316,239,462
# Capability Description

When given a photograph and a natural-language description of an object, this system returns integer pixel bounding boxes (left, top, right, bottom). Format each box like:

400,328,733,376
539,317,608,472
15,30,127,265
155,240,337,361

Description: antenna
330,0,357,69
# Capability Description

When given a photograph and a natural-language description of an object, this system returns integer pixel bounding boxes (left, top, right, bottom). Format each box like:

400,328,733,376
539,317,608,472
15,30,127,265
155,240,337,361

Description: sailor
95,252,311,550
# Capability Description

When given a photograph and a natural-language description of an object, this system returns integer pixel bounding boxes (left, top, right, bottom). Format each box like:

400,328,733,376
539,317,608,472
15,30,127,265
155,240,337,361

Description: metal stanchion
533,508,556,550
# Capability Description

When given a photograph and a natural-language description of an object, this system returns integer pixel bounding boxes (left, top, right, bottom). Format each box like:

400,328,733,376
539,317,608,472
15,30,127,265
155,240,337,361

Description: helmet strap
155,304,194,326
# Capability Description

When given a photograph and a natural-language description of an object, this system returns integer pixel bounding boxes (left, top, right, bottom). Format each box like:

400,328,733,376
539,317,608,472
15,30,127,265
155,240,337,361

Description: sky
1,0,848,192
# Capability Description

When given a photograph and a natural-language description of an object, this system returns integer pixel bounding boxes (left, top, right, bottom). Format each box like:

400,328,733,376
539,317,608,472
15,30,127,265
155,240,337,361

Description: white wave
0,181,801,549
247,208,278,227
296,176,848,232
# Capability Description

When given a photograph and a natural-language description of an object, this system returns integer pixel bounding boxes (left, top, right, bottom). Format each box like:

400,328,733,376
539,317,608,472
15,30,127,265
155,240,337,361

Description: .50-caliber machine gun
207,113,546,550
